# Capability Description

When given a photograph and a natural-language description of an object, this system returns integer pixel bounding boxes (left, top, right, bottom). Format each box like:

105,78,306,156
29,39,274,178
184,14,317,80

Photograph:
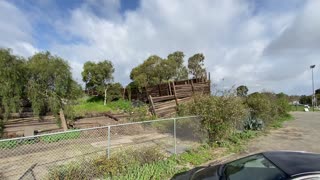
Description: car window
224,154,287,180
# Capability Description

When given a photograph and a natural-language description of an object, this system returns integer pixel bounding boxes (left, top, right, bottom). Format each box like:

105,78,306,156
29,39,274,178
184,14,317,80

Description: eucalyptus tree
188,53,206,79
82,60,115,105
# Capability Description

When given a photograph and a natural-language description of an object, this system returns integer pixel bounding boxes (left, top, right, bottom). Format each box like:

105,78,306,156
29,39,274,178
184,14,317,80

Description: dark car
177,151,320,180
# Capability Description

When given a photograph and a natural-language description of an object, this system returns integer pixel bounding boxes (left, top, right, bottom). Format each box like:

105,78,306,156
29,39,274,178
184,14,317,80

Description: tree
188,53,206,79
167,51,188,80
0,49,27,119
299,95,312,105
27,52,79,118
82,60,115,105
316,88,320,95
236,85,249,97
130,55,163,88
130,51,189,89
107,82,123,101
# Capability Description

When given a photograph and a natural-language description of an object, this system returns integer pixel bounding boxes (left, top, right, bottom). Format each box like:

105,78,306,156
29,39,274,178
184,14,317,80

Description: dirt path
205,112,320,166
246,112,320,153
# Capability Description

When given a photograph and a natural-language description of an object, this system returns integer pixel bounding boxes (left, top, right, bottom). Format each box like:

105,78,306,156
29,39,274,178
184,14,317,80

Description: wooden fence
148,80,211,117
126,78,209,102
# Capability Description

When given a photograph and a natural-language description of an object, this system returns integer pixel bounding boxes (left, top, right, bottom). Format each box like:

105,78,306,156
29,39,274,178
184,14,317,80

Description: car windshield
223,154,287,180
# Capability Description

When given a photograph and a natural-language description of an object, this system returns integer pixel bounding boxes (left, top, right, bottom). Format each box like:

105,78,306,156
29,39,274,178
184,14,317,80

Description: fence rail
0,116,205,180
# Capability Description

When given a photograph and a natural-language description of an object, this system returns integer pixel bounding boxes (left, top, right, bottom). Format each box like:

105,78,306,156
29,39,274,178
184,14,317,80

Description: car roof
262,151,320,177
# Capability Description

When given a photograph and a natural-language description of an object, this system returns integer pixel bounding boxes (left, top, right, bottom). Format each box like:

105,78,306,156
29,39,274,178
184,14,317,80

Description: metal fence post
107,126,111,159
174,118,177,154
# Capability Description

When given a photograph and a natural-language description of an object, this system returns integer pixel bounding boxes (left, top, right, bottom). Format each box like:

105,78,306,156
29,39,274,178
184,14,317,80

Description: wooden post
168,82,172,95
172,82,178,106
149,95,157,116
59,108,68,131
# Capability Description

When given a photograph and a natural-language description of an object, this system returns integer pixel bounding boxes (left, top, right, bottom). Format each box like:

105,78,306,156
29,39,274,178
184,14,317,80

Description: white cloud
1,0,319,95
0,1,38,56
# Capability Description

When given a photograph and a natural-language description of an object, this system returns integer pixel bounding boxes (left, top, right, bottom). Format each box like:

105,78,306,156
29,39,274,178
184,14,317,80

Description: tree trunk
59,108,68,131
104,88,107,106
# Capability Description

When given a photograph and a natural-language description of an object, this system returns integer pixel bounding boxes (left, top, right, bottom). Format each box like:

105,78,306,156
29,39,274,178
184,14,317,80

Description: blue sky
0,0,320,95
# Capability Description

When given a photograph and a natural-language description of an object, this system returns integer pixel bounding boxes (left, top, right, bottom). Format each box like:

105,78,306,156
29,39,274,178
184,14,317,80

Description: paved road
246,111,320,153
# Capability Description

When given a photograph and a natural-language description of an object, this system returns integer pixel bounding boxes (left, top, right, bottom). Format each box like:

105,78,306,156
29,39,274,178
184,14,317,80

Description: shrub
47,160,98,180
178,94,247,143
275,93,291,116
94,146,165,177
243,116,264,131
246,92,274,125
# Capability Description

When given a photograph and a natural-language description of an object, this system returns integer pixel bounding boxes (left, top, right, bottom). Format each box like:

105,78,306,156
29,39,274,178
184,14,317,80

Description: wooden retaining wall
149,80,211,117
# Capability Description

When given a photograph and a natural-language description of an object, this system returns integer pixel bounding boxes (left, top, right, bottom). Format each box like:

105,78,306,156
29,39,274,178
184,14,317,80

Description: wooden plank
154,100,176,108
155,104,177,112
104,113,119,121
149,95,157,116
168,82,172,95
152,95,175,102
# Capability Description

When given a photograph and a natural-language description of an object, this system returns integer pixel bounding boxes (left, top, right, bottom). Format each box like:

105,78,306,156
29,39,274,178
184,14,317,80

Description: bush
246,93,273,124
178,94,247,143
275,93,291,116
46,146,165,179
246,92,291,127
47,160,98,180
94,146,165,177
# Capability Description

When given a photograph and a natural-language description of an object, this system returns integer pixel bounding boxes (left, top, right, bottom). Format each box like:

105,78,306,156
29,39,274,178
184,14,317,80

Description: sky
0,0,320,95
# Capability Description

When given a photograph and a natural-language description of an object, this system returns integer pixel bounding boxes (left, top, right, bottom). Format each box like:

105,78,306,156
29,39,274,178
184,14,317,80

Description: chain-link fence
0,116,205,180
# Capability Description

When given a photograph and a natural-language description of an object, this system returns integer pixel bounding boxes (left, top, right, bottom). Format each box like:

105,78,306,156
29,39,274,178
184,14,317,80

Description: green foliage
236,85,248,97
127,105,150,122
130,55,162,88
130,51,189,89
178,94,247,143
73,99,132,117
271,114,293,129
107,82,123,101
246,92,273,124
47,160,98,180
0,138,37,149
243,116,264,131
47,146,166,179
95,147,165,177
0,139,18,149
113,159,179,180
299,95,312,105
40,131,80,143
0,49,26,119
82,60,115,105
246,92,291,127
27,52,80,117
275,93,291,116
188,53,206,79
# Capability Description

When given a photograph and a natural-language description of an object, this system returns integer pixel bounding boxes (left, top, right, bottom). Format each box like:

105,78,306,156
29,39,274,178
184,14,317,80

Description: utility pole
310,65,316,112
